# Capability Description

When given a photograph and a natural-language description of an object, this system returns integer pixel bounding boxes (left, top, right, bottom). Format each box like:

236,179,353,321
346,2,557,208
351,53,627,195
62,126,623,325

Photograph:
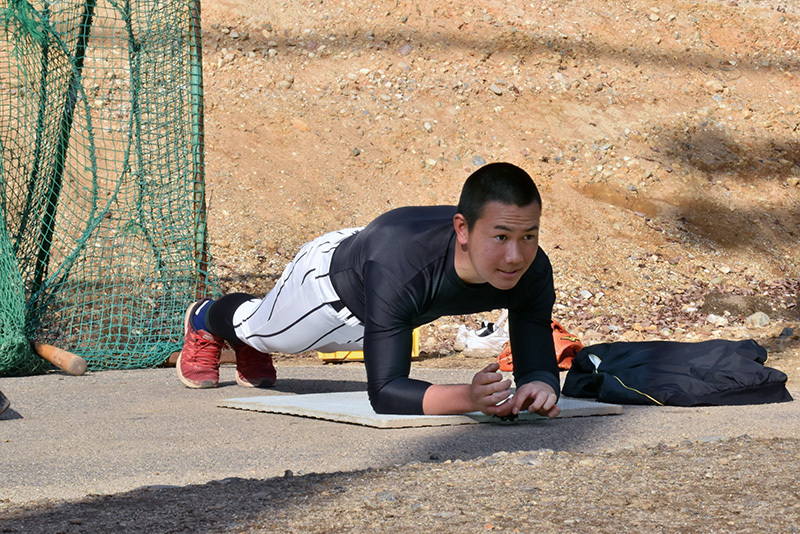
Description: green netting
0,0,217,376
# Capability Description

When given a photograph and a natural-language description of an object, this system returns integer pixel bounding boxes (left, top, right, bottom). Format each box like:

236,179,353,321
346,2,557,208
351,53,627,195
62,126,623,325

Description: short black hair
456,162,542,230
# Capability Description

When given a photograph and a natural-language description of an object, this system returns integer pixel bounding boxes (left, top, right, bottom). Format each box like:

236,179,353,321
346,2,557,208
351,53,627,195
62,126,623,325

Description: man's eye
523,234,538,241
494,235,507,242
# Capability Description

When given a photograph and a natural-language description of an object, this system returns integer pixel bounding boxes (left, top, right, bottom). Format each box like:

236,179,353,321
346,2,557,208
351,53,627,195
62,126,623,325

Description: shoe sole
0,396,9,417
176,301,219,389
235,373,275,388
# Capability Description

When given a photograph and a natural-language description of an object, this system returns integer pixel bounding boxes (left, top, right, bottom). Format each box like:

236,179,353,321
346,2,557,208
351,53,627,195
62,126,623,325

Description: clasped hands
470,362,560,418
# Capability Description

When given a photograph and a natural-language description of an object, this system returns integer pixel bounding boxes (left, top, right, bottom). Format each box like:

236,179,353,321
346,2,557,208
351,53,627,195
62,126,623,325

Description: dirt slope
199,0,798,360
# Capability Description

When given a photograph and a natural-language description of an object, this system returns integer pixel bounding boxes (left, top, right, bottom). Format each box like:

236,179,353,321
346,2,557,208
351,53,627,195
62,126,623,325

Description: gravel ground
2,362,799,533
3,0,800,531
2,434,800,533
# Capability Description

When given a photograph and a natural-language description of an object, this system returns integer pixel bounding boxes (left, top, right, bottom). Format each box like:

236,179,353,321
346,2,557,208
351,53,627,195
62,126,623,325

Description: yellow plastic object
319,328,420,362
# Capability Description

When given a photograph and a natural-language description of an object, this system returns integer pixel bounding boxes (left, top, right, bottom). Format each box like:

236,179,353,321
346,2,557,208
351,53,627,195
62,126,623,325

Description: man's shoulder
363,205,457,243
510,249,555,298
372,205,457,226
341,205,456,268
527,247,553,275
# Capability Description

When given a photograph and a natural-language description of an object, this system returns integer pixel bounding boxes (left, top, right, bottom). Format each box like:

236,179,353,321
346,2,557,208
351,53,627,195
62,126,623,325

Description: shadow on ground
0,470,372,533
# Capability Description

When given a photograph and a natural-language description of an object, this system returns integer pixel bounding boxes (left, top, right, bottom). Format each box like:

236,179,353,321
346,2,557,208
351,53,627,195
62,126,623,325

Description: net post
32,0,97,295
189,0,211,301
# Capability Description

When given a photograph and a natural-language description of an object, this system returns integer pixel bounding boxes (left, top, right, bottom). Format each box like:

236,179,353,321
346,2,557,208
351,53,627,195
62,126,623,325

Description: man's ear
453,213,469,246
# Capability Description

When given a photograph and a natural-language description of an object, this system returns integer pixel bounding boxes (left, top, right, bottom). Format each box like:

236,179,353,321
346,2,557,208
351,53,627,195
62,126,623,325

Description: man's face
454,201,541,290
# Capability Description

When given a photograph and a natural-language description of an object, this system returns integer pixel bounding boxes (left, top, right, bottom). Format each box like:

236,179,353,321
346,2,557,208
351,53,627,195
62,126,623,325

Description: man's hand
469,362,514,415
508,381,560,418
423,366,560,417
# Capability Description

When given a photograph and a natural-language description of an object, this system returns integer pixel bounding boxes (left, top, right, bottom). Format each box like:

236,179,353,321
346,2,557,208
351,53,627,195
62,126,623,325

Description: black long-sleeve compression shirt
329,205,559,414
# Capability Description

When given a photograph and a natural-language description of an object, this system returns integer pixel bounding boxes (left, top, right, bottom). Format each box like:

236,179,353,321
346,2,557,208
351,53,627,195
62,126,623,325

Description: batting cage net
0,0,217,376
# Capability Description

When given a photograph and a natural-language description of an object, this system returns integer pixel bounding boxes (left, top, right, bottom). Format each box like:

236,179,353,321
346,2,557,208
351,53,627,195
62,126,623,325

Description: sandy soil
199,0,799,382
3,0,799,531
200,0,799,351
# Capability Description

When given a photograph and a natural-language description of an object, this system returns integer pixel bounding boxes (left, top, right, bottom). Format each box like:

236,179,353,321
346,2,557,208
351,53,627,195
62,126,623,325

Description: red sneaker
235,344,276,388
177,300,224,388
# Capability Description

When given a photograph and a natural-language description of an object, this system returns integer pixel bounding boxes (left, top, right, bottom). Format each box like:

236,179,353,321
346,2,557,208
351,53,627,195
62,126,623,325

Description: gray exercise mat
218,391,622,428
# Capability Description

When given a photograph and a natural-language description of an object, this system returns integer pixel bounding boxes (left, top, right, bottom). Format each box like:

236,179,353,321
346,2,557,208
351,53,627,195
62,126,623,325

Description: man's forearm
421,384,476,415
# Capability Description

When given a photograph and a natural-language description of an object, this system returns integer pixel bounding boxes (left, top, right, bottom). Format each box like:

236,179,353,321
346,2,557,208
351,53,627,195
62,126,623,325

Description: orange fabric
495,320,583,372
551,319,584,370
498,341,513,372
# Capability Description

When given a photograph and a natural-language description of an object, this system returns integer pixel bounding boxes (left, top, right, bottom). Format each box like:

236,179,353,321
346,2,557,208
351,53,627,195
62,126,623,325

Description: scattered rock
375,490,398,502
706,314,729,327
744,312,770,328
291,117,310,132
580,328,603,344
461,348,497,359
695,435,726,444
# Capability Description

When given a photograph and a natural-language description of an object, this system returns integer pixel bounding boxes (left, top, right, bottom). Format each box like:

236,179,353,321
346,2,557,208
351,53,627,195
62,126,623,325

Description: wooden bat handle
33,342,87,376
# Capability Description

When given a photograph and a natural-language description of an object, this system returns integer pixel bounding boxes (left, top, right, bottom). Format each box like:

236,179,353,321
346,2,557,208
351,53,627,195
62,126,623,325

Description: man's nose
505,241,523,263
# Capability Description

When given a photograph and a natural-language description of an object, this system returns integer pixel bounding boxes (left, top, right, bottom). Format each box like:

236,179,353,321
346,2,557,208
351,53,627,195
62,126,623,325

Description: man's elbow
367,389,411,415
367,380,427,415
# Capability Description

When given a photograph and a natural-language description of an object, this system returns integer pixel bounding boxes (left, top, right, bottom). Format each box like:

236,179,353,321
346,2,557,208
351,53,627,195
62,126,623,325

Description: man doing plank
178,162,560,418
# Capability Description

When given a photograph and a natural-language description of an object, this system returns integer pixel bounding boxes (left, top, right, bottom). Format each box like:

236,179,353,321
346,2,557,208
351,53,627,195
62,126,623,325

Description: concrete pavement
1,364,798,504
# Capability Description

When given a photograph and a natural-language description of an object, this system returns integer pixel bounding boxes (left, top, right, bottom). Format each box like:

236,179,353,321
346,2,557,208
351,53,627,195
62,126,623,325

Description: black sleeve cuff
367,378,432,415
